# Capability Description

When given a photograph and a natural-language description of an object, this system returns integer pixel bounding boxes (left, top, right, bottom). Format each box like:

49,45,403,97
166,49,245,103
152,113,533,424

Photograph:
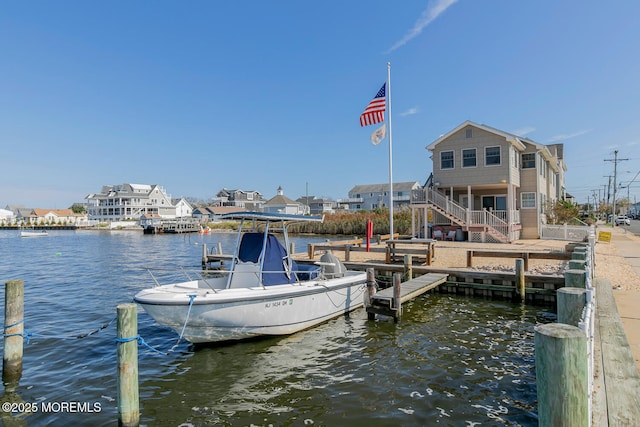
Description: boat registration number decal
265,299,293,308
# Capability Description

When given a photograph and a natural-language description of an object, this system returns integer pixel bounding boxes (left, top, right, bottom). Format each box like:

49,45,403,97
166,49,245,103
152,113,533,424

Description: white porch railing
412,188,516,241
427,188,468,221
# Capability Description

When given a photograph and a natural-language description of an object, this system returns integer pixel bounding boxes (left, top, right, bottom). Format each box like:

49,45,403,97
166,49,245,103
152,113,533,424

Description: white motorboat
134,212,367,344
20,229,49,238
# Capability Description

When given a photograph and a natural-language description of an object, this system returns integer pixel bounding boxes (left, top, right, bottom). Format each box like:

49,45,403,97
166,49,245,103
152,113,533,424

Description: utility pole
604,150,628,225
603,175,613,205
591,189,600,213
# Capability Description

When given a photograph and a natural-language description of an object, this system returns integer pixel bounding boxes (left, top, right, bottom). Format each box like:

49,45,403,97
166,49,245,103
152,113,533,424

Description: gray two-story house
411,121,566,242
339,182,421,211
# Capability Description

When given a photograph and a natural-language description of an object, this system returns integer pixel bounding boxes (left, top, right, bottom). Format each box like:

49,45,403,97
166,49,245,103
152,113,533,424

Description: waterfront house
338,182,421,211
411,121,566,241
297,196,336,215
173,198,193,218
140,213,162,229
0,208,15,224
192,206,216,221
193,205,245,222
14,208,86,226
264,186,307,215
213,188,265,211
85,183,175,222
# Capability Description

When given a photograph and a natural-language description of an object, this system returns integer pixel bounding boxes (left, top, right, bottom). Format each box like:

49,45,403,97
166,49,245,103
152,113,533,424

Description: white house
0,208,15,224
173,198,194,218
86,183,176,222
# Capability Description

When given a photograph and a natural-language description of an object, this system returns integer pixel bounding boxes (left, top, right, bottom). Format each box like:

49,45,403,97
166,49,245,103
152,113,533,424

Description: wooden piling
568,259,586,270
571,251,586,261
366,268,376,320
117,303,140,427
515,258,525,302
404,254,413,280
392,273,402,322
557,287,587,327
535,323,588,427
564,269,586,288
3,280,24,384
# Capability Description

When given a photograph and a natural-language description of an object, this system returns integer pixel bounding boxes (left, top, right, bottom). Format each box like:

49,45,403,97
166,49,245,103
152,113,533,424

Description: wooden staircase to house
412,188,513,243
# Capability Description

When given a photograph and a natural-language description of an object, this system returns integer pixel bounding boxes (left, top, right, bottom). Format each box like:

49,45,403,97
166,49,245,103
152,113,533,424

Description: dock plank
367,273,447,319
373,273,447,304
594,277,640,426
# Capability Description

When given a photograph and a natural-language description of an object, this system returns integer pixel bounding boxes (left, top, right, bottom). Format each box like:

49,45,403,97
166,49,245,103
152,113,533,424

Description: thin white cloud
547,129,592,142
387,0,459,53
512,126,536,136
399,107,419,117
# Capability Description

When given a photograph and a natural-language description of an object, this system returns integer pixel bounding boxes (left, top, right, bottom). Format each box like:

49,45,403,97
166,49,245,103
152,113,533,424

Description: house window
482,195,506,210
522,153,535,169
539,154,546,177
465,128,472,138
462,149,477,168
440,151,454,169
485,146,501,166
521,192,536,209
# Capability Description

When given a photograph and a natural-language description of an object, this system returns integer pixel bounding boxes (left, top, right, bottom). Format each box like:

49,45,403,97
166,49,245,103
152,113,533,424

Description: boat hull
134,272,368,343
20,231,48,237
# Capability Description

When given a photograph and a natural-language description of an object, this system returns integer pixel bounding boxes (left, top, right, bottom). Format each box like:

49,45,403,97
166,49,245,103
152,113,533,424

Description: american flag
359,83,386,127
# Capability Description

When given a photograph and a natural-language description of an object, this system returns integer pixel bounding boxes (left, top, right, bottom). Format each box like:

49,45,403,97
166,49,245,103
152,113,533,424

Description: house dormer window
485,146,501,166
440,151,454,169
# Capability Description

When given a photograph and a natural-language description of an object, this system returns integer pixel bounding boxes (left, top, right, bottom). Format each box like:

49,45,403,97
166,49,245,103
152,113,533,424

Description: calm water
0,230,553,426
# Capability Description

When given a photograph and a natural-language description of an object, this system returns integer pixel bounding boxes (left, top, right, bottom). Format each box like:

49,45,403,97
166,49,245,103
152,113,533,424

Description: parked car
615,215,631,226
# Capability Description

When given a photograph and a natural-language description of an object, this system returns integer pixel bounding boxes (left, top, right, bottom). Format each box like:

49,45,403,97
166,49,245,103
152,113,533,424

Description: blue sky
2,1,640,208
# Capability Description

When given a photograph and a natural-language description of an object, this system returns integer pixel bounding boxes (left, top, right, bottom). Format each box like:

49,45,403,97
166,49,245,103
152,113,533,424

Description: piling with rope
116,303,140,427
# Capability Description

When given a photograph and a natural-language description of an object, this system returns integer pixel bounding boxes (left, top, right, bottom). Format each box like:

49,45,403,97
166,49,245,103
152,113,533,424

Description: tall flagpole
387,62,394,238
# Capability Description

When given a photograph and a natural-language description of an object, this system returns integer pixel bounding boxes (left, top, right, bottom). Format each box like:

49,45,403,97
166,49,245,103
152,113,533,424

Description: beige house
411,121,566,242
25,208,84,225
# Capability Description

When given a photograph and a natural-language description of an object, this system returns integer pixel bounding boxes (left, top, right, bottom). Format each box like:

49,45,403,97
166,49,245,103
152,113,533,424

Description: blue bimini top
237,232,298,286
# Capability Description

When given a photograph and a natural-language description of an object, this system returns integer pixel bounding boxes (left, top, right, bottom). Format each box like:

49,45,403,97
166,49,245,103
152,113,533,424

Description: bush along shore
208,209,413,236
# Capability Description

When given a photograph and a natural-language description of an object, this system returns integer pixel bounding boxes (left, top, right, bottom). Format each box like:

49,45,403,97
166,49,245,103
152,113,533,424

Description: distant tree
184,197,211,207
70,203,87,214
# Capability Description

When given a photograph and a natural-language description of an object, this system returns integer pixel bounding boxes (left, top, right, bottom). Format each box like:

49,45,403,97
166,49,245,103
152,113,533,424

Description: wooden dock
592,277,640,425
466,249,572,270
365,271,448,321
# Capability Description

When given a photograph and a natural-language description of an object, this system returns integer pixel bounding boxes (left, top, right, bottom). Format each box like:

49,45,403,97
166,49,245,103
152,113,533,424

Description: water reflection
139,295,544,426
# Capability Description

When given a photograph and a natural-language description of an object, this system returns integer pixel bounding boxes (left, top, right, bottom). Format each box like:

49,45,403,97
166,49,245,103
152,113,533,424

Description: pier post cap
534,322,585,339
557,287,588,296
